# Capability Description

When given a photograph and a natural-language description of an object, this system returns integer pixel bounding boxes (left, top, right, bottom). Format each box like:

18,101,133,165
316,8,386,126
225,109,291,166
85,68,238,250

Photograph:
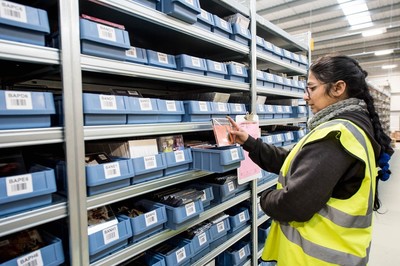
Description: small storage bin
282,106,292,118
182,100,212,122
163,148,192,176
228,103,246,120
0,90,55,130
256,70,267,87
0,164,56,216
273,105,284,119
80,18,130,61
132,0,160,9
184,229,211,257
195,9,214,31
273,75,285,90
283,78,293,91
125,46,148,64
205,60,228,79
256,104,267,120
300,54,309,69
272,133,284,147
209,217,231,242
191,146,244,173
264,73,275,89
227,207,250,233
216,241,250,266
0,2,50,46
293,129,306,142
282,49,293,63
263,40,274,55
86,157,134,196
131,153,167,184
157,99,184,123
258,219,272,244
82,93,128,126
210,102,229,119
125,97,159,124
292,106,307,117
187,183,214,208
207,180,237,204
145,253,167,266
225,63,248,83
146,50,177,70
88,216,132,263
256,36,265,51
272,45,283,60
157,0,201,24
212,15,232,38
175,54,207,75
264,105,275,119
260,135,274,145
283,131,294,145
162,199,204,230
150,238,192,266
291,79,302,92
230,23,250,45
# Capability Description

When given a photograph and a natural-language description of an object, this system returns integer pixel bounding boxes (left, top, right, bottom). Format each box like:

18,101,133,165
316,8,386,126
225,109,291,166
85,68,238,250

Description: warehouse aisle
369,143,400,265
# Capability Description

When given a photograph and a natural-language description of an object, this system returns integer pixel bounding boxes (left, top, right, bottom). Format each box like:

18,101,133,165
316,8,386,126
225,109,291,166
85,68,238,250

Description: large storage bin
80,18,130,61
85,157,134,196
210,101,229,119
157,99,184,123
150,238,192,266
0,90,55,130
205,60,228,79
124,46,148,64
162,199,204,229
225,63,248,83
0,164,56,216
175,54,207,75
182,100,212,122
212,15,232,38
157,0,201,24
195,9,214,31
163,148,192,176
125,97,159,124
131,153,167,184
0,2,50,46
191,146,244,173
82,93,128,126
146,50,177,70
216,241,250,266
230,23,250,45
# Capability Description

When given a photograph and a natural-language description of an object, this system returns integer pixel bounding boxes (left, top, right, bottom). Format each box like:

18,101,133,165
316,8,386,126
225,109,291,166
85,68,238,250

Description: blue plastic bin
263,40,274,55
207,180,237,203
147,50,177,70
228,207,250,233
256,70,267,86
157,0,201,24
230,23,250,45
82,93,128,126
293,129,306,142
283,78,292,91
210,102,229,119
125,97,159,124
273,75,284,90
191,146,244,173
212,15,232,38
300,54,309,68
261,135,274,145
125,46,148,64
273,105,284,119
264,73,275,89
131,153,167,184
209,217,231,242
272,133,284,147
225,63,248,83
80,18,130,61
205,60,228,79
0,2,50,46
150,238,192,266
163,199,204,230
145,253,167,266
258,219,272,244
292,106,307,117
283,131,294,145
157,99,184,123
0,90,55,130
228,103,246,120
195,9,214,31
182,100,212,122
187,183,214,208
0,164,56,216
272,44,283,59
282,49,293,63
132,0,160,9
216,241,250,266
175,54,207,75
256,104,267,120
85,157,134,196
256,36,265,51
163,148,192,176
182,229,211,258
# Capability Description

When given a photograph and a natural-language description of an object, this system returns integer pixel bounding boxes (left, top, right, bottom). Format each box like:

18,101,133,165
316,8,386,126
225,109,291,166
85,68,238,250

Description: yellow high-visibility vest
262,119,377,266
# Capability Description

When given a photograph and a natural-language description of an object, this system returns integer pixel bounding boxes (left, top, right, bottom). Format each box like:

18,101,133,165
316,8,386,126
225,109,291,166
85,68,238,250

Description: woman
228,54,394,265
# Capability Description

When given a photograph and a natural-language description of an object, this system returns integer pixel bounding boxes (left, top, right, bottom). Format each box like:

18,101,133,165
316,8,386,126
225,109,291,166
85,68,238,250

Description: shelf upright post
58,0,89,265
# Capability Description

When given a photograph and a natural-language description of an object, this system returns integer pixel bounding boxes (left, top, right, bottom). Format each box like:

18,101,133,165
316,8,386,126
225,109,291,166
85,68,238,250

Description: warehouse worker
228,54,394,266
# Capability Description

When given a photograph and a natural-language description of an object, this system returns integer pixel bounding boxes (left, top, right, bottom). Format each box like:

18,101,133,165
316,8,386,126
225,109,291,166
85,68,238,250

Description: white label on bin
157,52,169,64
227,181,235,192
99,95,117,110
174,150,185,163
235,65,243,75
201,189,207,201
276,135,283,141
267,136,273,143
276,106,283,112
198,232,207,246
217,102,226,112
145,210,158,227
144,155,157,169
239,247,246,259
220,19,228,29
6,174,33,196
239,211,246,222
166,100,177,111
185,202,196,216
126,47,137,58
139,98,152,111
103,225,119,245
216,221,225,233
191,57,201,67
5,91,32,110
200,9,208,19
97,24,116,42
258,104,264,112
103,162,121,179
267,105,274,112
17,250,44,266
0,1,27,23
276,76,283,83
266,73,273,80
286,133,292,139
176,247,186,263
230,148,239,160
198,101,208,112
213,62,222,71
234,104,242,112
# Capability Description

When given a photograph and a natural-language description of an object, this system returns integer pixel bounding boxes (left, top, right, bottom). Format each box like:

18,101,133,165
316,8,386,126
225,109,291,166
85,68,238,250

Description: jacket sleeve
259,134,363,222
242,135,289,174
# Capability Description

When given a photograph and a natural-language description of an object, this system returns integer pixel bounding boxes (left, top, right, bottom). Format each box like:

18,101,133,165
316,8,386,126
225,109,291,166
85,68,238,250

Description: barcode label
198,232,207,246
165,100,177,111
216,221,225,233
126,47,137,58
191,57,201,67
103,225,119,245
258,104,264,112
139,98,153,111
17,250,43,266
286,133,292,139
144,210,158,227
200,9,208,19
214,62,222,71
235,65,243,74
99,95,117,110
239,247,246,259
157,52,169,64
228,181,235,192
220,19,228,29
103,162,121,179
185,202,196,216
234,104,242,112
217,102,226,112
230,148,239,160
185,0,194,5
267,136,273,143
198,101,208,111
176,247,186,263
5,91,33,110
6,174,33,196
201,189,207,201
174,150,185,163
0,1,27,23
239,211,246,222
144,155,157,169
97,24,116,42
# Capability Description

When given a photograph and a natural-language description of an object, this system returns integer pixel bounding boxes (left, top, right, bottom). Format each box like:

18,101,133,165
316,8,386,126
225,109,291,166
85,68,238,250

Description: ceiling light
362,28,386,37
346,11,372,26
340,1,368,16
382,64,398,69
374,49,393,56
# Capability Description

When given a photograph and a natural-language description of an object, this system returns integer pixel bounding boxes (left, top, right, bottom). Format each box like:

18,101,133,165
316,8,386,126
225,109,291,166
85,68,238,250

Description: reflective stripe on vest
262,119,377,265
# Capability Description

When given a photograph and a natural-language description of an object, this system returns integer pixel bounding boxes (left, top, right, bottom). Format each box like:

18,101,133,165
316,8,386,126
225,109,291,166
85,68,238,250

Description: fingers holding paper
226,116,249,145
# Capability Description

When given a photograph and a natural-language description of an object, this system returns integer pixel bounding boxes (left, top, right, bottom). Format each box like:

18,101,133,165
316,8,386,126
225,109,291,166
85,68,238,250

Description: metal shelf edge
257,52,307,75
257,87,304,98
0,127,64,148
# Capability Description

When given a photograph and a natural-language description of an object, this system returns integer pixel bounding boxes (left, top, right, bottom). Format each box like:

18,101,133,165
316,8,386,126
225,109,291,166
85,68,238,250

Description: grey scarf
307,98,367,130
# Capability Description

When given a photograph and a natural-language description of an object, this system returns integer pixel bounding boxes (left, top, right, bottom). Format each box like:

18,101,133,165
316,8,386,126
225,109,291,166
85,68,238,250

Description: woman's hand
227,116,249,145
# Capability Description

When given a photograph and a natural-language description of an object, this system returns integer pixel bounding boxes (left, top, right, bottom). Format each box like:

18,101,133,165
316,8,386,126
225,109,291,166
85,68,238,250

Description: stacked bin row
256,70,306,93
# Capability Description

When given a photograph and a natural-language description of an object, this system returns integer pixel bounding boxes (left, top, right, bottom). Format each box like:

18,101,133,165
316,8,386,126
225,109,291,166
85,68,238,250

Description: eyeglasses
305,82,327,97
